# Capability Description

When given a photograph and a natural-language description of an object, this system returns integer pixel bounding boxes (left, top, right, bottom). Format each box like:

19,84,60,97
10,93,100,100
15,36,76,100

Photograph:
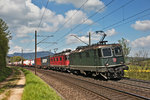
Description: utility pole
89,32,91,46
35,30,37,75
21,49,23,65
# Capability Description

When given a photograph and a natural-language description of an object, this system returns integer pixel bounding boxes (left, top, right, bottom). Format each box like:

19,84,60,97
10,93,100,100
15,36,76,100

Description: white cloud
55,0,105,12
8,45,22,54
131,35,150,48
105,28,117,36
131,20,150,31
8,45,34,54
64,10,93,27
0,0,92,38
37,47,45,52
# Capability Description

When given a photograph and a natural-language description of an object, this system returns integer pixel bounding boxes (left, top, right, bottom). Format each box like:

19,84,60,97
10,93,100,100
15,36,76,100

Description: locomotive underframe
48,64,128,79
69,64,128,79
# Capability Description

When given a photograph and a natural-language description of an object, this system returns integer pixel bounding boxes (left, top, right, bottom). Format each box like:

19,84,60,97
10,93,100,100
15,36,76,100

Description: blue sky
0,0,150,57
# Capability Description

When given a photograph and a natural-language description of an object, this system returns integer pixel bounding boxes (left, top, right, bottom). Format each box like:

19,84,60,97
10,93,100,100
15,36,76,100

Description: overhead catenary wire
59,5,150,43
102,7,150,30
24,0,50,49
110,12,150,29
75,0,135,35
37,0,89,45
55,0,115,43
38,0,114,46
37,0,50,30
55,12,150,51
44,7,150,51
43,0,135,50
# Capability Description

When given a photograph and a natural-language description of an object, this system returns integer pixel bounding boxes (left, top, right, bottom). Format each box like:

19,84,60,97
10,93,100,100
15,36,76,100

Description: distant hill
8,51,53,60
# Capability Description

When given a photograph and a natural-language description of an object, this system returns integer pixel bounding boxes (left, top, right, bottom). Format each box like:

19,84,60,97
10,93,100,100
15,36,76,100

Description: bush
0,67,12,82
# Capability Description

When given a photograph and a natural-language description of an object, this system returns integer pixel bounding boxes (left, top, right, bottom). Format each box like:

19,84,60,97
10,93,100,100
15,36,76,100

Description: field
124,64,150,81
21,68,62,100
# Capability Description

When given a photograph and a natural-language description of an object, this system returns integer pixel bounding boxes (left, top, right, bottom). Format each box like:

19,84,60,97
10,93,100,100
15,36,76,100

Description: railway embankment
0,66,62,100
26,67,150,100
2,66,149,100
21,68,62,100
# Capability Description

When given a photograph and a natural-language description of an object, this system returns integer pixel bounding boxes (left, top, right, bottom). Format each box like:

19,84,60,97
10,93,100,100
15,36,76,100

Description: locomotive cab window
102,48,112,57
114,47,122,56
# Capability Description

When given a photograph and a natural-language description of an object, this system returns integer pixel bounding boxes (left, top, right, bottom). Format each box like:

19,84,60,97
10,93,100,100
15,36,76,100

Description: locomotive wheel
85,71,93,77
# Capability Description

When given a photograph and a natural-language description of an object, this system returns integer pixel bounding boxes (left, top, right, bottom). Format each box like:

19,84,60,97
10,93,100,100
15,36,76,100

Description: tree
134,49,149,66
0,18,11,69
118,38,131,62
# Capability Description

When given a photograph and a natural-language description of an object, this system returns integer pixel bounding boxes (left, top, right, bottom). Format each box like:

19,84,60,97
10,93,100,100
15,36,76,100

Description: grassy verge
21,68,62,100
0,67,12,82
124,65,150,81
0,67,20,94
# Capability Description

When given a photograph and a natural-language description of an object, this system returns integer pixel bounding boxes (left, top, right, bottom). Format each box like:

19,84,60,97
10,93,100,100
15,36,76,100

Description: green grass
21,68,62,100
0,67,12,82
124,65,150,81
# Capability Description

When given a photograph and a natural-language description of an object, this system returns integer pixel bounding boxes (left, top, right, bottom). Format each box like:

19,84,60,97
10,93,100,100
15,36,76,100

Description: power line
37,0,89,45
102,7,150,30
110,12,150,29
55,0,115,42
24,0,50,49
54,0,89,34
41,0,115,50
45,7,150,51
56,13,150,51
75,0,135,35
37,0,50,30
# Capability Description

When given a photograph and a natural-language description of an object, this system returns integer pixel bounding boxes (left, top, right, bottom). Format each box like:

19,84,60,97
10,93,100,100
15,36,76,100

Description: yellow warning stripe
124,70,150,72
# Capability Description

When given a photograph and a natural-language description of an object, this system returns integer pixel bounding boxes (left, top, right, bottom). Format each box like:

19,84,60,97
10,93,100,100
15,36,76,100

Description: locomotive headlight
106,63,109,66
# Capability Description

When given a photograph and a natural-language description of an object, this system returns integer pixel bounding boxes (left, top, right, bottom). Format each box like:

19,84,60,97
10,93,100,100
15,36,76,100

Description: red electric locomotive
50,49,71,70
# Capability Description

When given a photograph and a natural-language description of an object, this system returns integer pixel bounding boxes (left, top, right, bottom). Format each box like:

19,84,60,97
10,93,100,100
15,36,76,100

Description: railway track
123,77,150,84
26,67,150,100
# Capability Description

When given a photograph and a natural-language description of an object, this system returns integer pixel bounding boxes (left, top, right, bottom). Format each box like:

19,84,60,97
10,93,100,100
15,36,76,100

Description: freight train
11,41,128,79
11,33,129,79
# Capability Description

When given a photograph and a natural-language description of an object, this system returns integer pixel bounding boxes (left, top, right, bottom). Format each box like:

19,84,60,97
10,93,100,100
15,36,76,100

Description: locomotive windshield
114,47,122,56
102,48,112,57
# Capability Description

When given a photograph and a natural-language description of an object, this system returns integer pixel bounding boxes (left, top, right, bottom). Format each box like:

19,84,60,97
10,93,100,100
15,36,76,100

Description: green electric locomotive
69,42,128,79
69,31,128,79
